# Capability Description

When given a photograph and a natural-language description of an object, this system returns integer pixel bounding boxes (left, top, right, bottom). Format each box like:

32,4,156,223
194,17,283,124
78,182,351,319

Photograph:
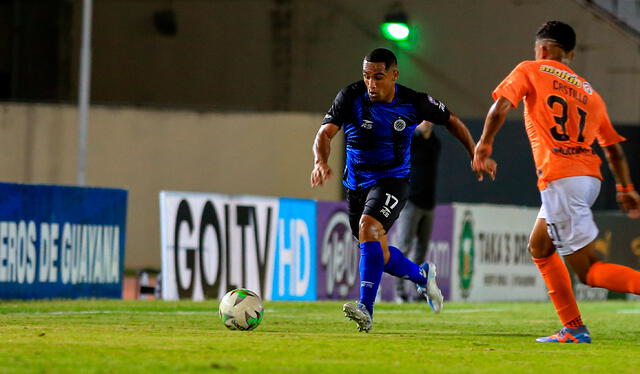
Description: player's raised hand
472,143,496,181
617,189,640,219
310,162,333,187
484,158,497,181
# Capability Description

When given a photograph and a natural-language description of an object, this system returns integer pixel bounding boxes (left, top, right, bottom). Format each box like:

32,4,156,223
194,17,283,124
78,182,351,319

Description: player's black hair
536,21,576,52
364,48,398,70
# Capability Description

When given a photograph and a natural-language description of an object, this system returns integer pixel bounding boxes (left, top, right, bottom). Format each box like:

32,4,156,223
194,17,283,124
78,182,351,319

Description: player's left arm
603,143,640,219
416,92,495,180
472,97,513,181
444,112,497,181
443,112,475,160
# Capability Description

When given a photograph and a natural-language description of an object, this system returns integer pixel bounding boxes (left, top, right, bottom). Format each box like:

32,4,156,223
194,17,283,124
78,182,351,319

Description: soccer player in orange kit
473,21,640,343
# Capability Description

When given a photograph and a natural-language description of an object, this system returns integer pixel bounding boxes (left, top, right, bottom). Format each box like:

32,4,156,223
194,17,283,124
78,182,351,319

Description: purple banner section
387,204,454,300
316,201,395,301
315,202,454,301
425,205,454,300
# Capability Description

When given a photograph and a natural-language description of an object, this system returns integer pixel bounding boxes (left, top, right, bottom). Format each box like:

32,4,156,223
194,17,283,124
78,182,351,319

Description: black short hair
536,21,576,52
364,48,397,70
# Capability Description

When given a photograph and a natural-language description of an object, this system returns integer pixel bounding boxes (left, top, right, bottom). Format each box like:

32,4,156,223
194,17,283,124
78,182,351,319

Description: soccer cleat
342,302,373,333
536,326,591,343
416,262,444,313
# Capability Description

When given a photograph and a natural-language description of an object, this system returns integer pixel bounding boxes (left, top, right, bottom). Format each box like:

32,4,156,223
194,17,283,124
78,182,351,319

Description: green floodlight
381,4,410,41
381,22,410,41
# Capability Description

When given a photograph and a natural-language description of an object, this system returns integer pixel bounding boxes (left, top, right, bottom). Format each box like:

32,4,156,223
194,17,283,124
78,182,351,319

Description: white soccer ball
218,288,264,331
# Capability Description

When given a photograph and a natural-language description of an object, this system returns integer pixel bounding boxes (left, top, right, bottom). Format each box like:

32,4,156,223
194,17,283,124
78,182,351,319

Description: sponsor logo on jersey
540,65,583,89
552,146,595,155
428,96,446,111
361,119,373,129
380,206,391,218
582,82,593,95
393,118,406,131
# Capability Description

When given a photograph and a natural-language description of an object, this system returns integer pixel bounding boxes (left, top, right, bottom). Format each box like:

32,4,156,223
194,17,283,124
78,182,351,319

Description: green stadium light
381,3,410,42
381,22,410,41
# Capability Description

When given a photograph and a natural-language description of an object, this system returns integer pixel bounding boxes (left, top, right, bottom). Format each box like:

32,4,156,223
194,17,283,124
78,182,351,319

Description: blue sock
384,246,427,285
359,241,385,317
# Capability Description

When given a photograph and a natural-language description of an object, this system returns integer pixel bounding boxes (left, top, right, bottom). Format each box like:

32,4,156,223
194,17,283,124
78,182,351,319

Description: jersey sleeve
492,62,530,108
321,85,356,128
415,93,450,125
596,105,626,146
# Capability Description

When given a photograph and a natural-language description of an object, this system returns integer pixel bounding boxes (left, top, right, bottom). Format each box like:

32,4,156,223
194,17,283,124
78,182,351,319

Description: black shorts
346,177,410,240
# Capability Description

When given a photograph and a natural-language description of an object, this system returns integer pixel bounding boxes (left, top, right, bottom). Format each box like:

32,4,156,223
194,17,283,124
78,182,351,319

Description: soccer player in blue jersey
311,48,494,332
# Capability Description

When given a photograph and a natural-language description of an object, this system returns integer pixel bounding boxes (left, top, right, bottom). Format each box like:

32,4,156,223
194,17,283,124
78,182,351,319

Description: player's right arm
474,62,529,181
603,143,640,218
311,84,355,187
311,123,340,187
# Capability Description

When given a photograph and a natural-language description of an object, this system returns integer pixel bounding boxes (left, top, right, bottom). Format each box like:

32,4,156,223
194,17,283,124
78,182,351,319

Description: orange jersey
493,59,625,190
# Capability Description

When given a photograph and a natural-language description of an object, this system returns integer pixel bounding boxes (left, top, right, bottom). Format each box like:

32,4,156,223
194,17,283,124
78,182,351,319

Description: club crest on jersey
393,118,406,131
361,119,373,129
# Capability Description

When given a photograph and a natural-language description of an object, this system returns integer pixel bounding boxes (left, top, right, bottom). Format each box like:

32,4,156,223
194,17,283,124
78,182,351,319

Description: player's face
362,61,398,103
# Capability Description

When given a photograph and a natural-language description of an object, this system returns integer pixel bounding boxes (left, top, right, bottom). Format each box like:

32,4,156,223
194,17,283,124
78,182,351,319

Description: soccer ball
218,288,264,331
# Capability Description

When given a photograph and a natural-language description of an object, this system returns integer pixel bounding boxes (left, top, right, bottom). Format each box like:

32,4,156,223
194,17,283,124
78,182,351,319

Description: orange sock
532,252,583,329
586,261,640,294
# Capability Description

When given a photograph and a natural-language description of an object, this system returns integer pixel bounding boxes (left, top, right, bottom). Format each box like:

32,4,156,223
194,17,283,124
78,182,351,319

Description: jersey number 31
547,95,587,143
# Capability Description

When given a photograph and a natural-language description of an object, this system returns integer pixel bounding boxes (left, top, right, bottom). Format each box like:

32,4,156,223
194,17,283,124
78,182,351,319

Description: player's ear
565,50,575,62
392,68,399,81
539,45,550,59
534,42,544,60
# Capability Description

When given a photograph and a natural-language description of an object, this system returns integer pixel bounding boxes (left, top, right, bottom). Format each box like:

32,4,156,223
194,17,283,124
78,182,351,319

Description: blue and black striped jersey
322,81,450,190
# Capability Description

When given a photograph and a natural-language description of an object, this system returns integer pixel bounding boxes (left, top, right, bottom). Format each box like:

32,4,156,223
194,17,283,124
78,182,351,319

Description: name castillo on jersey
540,65,593,104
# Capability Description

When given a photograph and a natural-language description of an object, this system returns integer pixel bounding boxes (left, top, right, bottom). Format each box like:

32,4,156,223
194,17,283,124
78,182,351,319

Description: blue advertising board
270,197,316,301
0,183,127,299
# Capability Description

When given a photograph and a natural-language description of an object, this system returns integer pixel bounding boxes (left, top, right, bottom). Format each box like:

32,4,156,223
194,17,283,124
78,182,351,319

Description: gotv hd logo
458,210,475,299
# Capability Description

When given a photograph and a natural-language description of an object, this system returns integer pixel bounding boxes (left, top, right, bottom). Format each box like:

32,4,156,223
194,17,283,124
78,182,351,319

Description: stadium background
0,0,638,273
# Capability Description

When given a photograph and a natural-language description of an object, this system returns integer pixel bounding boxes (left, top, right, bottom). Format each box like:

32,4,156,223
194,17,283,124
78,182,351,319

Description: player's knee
528,241,554,258
575,270,589,285
359,216,383,242
527,242,538,256
572,262,592,285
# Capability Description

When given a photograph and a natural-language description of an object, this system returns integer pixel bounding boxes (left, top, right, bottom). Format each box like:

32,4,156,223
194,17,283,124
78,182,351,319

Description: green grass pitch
1,299,638,373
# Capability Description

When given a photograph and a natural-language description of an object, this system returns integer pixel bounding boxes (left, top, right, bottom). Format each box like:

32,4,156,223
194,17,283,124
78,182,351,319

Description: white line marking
1,310,214,316
617,309,640,314
376,308,505,314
